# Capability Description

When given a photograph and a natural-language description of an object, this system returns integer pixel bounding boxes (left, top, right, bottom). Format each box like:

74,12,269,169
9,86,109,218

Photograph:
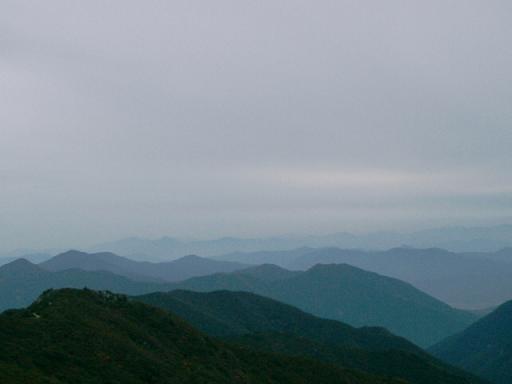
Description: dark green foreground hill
0,288,401,384
430,300,512,384
137,290,484,384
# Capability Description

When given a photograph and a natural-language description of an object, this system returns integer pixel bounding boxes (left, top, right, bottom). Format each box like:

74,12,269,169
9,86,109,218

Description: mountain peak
307,262,360,273
171,254,209,264
6,257,31,265
53,249,88,259
304,263,385,281
0,258,44,276
40,250,128,270
238,264,300,281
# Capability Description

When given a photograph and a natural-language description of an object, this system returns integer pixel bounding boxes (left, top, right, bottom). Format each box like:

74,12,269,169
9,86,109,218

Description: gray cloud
1,1,511,250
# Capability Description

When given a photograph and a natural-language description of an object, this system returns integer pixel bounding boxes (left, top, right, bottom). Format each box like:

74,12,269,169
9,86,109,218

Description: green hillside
172,263,476,347
0,288,401,384
430,300,512,384
137,290,484,384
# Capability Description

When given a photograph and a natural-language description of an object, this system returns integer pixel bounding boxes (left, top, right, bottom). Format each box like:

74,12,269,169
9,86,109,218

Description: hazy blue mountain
0,259,173,311
40,250,248,282
295,247,512,309
236,263,301,281
404,225,512,252
219,247,318,266
1,257,476,347
464,247,512,263
171,263,477,347
137,290,484,384
217,247,512,309
0,252,52,267
1,289,392,384
89,224,512,260
430,299,512,384
39,250,164,282
90,235,333,260
494,247,512,261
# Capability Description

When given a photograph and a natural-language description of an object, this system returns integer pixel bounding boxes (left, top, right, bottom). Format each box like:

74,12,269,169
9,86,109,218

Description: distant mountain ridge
89,224,512,259
0,253,51,267
0,258,173,311
39,250,248,282
216,246,512,309
171,262,477,347
430,299,512,384
0,257,475,347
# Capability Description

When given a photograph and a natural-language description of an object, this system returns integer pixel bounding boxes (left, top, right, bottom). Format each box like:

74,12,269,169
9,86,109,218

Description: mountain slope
218,246,512,309
270,264,477,347
430,300,512,384
171,263,477,347
0,258,476,348
0,288,401,384
137,290,484,384
40,250,248,282
137,290,416,349
0,252,51,267
292,247,512,309
235,263,301,281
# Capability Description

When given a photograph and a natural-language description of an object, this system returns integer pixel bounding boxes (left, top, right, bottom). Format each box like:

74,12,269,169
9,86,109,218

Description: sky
1,1,512,251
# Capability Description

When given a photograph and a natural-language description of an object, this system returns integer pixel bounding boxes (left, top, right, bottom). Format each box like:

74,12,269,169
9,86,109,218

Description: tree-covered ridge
430,300,512,384
0,256,475,349
0,288,403,384
172,263,476,347
137,290,485,384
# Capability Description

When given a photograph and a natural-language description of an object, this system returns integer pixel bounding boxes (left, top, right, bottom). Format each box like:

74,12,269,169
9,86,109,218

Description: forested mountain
0,289,397,384
217,247,512,309
430,300,512,384
0,258,476,347
171,263,477,347
137,290,484,384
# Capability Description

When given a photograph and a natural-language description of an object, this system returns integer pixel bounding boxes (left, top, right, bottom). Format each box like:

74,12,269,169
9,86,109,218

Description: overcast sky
1,1,511,251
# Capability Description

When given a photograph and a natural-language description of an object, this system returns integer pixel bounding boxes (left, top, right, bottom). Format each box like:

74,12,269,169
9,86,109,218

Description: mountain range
20,246,512,311
0,258,173,311
4,244,510,311
217,247,512,309
137,289,484,384
40,250,248,282
430,299,512,384
89,224,512,259
1,288,398,384
170,263,477,347
0,255,476,347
